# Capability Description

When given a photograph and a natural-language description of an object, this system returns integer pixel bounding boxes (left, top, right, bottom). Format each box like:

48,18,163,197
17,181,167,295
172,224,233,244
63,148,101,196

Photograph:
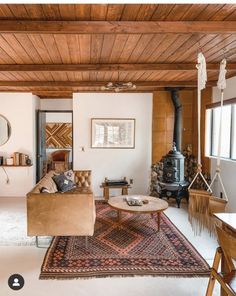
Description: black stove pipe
166,88,183,152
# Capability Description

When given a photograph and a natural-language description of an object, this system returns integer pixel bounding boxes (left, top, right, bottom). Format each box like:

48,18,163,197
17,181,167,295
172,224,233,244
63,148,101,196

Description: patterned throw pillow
52,174,76,193
64,170,75,182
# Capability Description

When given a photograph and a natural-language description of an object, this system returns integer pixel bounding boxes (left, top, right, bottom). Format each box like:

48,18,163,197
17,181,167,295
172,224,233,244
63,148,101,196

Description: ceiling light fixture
101,81,136,92
101,71,136,92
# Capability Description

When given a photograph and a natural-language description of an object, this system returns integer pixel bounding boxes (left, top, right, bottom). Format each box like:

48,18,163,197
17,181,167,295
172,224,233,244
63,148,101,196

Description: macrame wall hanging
188,52,228,235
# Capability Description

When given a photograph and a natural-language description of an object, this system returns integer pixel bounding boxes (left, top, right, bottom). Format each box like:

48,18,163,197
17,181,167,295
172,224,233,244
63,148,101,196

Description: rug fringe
39,272,210,280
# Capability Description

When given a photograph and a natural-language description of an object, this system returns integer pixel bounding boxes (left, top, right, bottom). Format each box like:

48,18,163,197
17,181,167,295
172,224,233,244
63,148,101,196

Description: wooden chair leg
205,247,222,296
213,271,236,296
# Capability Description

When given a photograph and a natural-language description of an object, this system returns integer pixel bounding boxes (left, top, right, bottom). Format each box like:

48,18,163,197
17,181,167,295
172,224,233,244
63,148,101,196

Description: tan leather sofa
27,170,96,238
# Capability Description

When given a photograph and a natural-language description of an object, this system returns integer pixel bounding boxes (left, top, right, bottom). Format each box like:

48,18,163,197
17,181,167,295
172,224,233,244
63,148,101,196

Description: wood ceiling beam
0,80,216,88
0,21,236,34
33,92,73,99
0,63,235,72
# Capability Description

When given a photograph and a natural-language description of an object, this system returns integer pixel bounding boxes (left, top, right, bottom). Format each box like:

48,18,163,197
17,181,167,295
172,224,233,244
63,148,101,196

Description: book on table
125,196,142,206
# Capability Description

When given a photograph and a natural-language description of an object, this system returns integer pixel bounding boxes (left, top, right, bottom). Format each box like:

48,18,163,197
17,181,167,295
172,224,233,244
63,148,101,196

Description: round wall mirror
0,115,11,146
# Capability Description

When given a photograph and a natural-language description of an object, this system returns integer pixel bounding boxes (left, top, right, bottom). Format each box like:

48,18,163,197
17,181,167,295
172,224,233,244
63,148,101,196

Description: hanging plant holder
189,189,227,235
188,54,228,235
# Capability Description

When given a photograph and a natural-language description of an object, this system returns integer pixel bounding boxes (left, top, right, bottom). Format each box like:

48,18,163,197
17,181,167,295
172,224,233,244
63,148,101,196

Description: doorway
36,110,73,182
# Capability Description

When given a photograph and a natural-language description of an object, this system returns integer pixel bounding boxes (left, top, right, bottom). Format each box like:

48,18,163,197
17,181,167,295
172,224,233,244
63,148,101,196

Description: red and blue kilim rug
40,201,210,279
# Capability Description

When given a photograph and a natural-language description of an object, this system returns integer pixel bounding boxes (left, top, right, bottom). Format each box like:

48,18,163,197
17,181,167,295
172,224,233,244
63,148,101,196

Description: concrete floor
0,197,220,296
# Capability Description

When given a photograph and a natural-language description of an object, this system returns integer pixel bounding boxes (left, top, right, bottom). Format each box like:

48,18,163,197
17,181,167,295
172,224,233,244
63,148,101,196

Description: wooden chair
51,150,70,173
205,225,236,296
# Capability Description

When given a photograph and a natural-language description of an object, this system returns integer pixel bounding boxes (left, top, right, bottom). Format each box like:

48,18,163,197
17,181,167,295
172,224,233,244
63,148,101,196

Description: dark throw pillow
52,174,75,193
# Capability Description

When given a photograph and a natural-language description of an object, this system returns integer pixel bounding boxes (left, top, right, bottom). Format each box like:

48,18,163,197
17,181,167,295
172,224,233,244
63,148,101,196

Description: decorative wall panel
46,123,72,149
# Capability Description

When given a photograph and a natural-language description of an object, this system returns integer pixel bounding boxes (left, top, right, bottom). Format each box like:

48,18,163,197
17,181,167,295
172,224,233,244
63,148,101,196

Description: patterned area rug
40,201,210,279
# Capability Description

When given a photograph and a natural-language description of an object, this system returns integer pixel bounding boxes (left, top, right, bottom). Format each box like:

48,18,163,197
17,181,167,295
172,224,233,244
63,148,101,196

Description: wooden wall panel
152,88,212,173
152,91,174,163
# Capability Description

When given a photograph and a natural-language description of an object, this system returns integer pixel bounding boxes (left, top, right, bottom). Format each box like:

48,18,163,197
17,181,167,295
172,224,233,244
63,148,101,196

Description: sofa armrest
27,192,95,236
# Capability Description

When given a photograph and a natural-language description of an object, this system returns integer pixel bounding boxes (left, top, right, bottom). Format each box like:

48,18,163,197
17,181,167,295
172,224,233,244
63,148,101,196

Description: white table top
213,213,236,231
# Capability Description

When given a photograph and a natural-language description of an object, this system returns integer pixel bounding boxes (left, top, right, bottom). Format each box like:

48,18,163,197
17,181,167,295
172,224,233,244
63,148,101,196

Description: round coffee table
108,195,168,231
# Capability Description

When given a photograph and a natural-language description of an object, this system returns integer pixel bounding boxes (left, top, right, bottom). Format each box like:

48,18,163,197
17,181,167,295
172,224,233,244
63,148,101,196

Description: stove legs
159,185,189,208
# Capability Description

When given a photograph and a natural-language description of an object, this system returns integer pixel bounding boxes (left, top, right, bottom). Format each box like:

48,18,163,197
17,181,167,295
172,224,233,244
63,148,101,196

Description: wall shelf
0,165,33,167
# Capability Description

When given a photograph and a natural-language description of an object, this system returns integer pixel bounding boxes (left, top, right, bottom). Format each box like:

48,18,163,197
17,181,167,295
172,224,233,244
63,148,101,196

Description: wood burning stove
162,144,185,184
158,143,189,208
152,88,189,208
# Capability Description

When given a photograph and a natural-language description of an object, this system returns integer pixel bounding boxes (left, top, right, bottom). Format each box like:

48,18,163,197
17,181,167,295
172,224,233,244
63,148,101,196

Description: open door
36,110,47,182
36,110,73,182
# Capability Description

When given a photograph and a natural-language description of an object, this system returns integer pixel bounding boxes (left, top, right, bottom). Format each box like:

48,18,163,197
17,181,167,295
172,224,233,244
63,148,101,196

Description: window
232,105,236,159
205,103,235,161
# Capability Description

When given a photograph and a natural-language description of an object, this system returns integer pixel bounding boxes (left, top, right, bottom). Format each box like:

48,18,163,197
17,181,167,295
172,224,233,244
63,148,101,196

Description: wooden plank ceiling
0,4,236,98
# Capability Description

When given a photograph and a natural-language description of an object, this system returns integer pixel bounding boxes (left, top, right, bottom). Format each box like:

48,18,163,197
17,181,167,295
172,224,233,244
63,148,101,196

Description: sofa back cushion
32,171,58,194
31,170,92,194
74,170,91,188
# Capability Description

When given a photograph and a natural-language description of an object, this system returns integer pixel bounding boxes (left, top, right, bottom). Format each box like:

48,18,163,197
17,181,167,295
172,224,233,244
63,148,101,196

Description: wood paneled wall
152,88,212,173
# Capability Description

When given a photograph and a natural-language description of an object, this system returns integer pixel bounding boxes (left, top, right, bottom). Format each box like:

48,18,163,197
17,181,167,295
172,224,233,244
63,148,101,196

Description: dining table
213,213,236,296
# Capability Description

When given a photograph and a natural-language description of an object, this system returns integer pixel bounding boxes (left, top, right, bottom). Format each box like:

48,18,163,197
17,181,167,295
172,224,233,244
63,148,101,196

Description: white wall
0,93,39,197
73,93,152,197
46,112,72,123
40,99,72,110
212,76,236,211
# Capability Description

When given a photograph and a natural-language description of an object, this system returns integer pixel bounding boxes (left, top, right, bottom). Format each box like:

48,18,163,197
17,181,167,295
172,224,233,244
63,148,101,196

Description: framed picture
91,118,135,149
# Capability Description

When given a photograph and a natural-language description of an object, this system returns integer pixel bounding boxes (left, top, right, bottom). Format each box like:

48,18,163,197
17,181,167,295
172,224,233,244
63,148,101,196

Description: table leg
104,187,109,201
117,210,122,229
220,257,227,296
220,224,230,296
122,187,128,195
117,210,121,222
157,212,161,232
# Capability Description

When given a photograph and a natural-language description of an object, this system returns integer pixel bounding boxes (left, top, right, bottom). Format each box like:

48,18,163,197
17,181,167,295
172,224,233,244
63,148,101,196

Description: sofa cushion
52,174,76,193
